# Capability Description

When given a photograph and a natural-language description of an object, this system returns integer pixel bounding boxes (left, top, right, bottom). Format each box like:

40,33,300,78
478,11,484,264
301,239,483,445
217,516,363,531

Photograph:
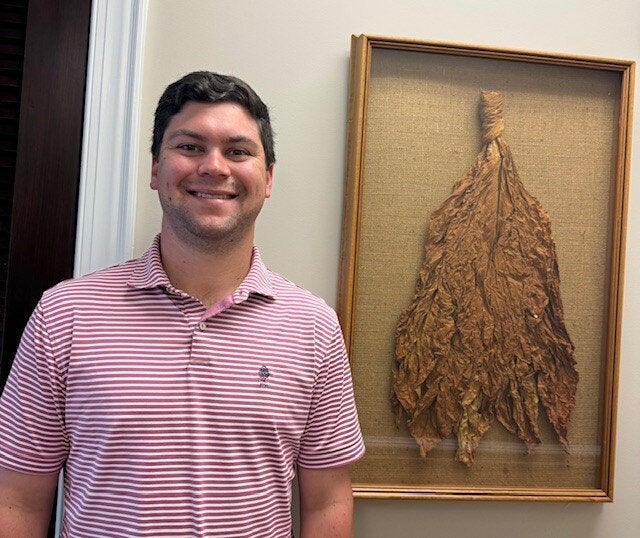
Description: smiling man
0,72,365,537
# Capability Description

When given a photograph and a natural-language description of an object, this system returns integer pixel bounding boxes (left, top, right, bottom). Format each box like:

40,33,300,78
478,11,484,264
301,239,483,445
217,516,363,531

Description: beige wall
134,1,640,536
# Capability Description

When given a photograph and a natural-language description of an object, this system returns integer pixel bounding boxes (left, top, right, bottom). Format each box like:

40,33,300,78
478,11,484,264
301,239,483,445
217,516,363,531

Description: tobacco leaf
392,91,578,466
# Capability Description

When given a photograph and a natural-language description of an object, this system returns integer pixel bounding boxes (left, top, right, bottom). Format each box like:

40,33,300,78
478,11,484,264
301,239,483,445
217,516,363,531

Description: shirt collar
127,235,170,290
127,234,277,300
232,245,277,301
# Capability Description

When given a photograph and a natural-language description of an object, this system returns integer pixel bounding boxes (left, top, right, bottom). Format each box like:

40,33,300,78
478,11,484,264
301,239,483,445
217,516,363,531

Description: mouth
188,190,238,200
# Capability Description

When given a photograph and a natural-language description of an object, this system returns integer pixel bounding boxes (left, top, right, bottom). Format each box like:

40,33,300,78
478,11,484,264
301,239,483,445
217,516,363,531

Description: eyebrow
166,129,207,142
224,135,258,147
166,130,259,147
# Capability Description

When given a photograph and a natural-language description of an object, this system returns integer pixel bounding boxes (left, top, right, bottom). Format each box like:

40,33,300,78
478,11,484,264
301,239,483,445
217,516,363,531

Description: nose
198,149,230,178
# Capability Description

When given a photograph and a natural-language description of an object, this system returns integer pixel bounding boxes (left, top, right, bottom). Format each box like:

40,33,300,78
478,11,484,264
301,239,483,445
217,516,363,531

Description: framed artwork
338,35,634,501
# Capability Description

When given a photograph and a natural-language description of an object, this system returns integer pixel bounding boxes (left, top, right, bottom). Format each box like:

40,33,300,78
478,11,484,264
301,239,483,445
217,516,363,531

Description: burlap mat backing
350,48,621,489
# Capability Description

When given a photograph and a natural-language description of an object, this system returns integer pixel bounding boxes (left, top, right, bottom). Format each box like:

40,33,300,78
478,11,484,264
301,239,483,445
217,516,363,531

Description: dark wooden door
0,0,91,383
0,0,28,380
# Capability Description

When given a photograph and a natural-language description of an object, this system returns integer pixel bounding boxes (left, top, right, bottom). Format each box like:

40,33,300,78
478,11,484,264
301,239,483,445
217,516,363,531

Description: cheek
245,165,272,194
156,163,187,191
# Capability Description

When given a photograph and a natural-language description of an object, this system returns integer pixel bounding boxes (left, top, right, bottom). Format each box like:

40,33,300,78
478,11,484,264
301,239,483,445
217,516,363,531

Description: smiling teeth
194,192,234,199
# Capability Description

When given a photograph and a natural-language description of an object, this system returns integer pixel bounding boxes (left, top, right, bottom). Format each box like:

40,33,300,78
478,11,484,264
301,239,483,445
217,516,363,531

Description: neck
158,227,254,308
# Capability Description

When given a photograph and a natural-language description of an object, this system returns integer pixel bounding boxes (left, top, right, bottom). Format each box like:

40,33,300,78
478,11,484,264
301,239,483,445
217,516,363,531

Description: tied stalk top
480,90,505,144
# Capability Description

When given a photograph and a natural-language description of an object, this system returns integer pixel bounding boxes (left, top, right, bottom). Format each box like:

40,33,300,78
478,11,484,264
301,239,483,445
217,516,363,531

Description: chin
189,222,254,247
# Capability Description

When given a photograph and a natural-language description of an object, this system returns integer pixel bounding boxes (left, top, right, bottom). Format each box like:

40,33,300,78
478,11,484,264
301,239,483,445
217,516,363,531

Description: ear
150,156,159,190
264,163,274,198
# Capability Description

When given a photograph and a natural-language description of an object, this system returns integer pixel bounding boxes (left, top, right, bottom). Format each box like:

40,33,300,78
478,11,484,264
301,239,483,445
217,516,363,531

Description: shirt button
197,322,206,331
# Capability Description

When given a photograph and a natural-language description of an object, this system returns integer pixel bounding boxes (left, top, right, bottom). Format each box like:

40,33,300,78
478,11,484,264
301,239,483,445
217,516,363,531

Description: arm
297,464,354,538
0,466,58,538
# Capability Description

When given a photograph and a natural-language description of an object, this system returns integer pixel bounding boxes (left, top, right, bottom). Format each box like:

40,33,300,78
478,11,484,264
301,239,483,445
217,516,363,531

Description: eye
227,148,251,159
177,143,201,152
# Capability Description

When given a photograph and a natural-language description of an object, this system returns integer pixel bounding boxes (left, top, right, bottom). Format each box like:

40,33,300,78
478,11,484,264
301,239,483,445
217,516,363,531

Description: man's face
151,101,273,249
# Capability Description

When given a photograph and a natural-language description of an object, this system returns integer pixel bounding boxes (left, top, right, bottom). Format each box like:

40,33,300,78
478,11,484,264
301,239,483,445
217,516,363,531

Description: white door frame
74,0,148,278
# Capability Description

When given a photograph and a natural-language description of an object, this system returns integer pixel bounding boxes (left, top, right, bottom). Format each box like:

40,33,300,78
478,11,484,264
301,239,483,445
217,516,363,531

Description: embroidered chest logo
258,365,271,387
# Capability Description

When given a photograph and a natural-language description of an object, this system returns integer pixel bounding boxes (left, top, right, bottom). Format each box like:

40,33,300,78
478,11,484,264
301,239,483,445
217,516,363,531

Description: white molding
73,0,149,278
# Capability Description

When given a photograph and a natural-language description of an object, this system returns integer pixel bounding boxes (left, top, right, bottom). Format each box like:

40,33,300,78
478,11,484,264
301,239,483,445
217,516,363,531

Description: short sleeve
0,302,68,473
297,318,365,469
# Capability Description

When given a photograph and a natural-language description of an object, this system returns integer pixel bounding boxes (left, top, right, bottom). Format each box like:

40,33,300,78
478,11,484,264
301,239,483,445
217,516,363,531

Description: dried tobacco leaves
392,91,578,466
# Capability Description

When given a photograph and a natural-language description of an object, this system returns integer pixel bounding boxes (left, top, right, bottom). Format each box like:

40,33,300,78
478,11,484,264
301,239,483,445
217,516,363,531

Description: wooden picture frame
338,35,634,501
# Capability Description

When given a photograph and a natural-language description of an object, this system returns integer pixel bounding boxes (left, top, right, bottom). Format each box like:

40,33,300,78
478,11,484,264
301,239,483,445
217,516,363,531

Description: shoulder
39,257,141,309
266,269,339,325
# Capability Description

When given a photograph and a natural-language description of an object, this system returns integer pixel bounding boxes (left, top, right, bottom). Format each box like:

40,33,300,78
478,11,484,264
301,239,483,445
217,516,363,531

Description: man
0,72,365,537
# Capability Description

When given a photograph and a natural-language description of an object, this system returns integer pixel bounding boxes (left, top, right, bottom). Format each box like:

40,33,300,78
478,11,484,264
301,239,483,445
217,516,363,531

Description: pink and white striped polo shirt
0,236,365,537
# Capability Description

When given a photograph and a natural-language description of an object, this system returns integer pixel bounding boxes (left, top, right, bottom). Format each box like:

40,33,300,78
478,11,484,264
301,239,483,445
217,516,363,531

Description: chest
62,304,318,444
